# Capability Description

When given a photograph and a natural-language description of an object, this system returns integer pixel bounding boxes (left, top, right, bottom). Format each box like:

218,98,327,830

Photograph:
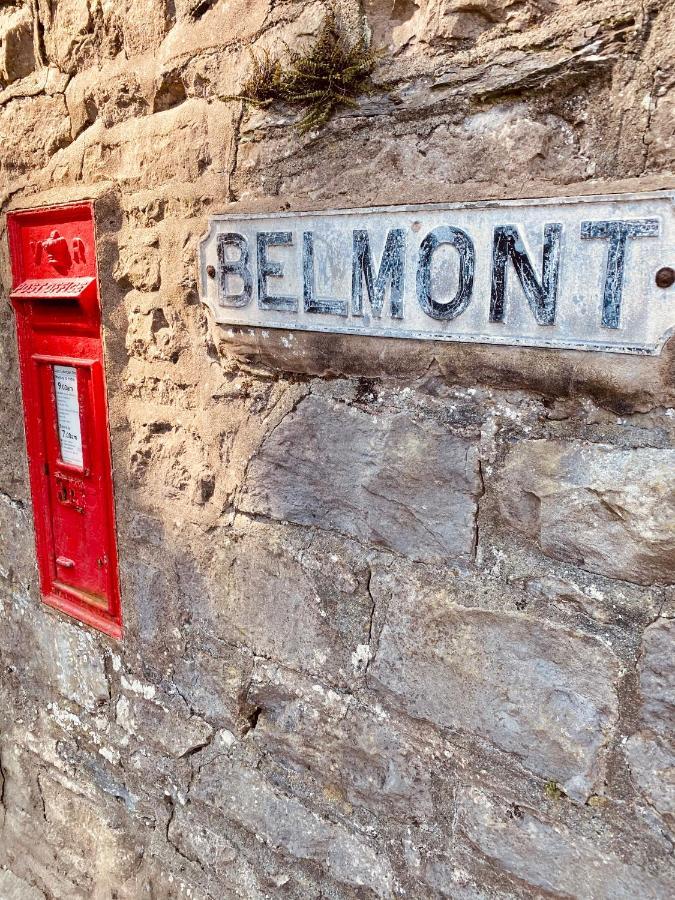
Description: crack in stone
0,490,26,513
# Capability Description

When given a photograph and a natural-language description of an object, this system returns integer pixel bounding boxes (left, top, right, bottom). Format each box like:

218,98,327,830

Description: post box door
37,359,110,608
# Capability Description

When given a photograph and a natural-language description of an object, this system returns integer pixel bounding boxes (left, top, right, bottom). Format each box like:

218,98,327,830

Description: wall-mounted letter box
7,202,122,639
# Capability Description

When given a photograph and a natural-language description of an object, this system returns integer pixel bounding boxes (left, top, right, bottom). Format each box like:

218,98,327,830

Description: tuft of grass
225,10,386,133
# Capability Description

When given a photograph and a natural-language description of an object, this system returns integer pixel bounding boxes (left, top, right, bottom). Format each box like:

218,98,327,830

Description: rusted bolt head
655,266,675,288
206,264,216,278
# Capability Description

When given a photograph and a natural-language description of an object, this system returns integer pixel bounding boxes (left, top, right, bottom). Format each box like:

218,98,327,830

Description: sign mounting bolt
655,266,675,288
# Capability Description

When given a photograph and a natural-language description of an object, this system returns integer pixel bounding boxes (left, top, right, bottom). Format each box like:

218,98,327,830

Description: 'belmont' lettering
489,224,562,326
580,218,659,328
217,232,252,308
257,232,297,312
351,228,406,319
416,226,475,321
303,231,348,316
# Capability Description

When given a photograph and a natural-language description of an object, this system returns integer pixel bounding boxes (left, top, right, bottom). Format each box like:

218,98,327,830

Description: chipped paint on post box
199,192,675,354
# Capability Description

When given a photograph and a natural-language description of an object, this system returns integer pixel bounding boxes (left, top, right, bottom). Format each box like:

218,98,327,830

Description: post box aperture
7,202,122,639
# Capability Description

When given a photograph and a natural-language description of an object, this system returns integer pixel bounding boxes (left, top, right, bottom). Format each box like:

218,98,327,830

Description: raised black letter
256,232,297,312
489,224,561,325
416,226,475,320
302,232,348,316
217,232,252,308
580,218,659,328
352,229,405,319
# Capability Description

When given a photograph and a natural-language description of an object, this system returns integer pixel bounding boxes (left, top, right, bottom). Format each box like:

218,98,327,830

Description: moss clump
228,10,385,133
544,780,565,801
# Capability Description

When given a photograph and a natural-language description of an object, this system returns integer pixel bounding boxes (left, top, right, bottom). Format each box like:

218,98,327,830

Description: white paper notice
53,365,83,468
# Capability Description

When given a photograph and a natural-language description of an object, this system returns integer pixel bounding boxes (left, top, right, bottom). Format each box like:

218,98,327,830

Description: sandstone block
115,240,161,291
625,618,675,821
0,4,35,85
496,441,675,585
369,586,619,799
81,100,210,187
240,395,481,564
42,0,92,72
120,0,175,57
0,94,71,175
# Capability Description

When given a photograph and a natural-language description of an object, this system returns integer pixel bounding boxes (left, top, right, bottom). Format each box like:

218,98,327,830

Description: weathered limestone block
215,527,373,685
625,618,675,822
0,3,35,85
0,870,45,900
369,583,619,799
116,694,213,758
240,394,482,564
191,758,394,896
456,786,674,898
34,620,109,712
496,441,675,585
247,664,436,819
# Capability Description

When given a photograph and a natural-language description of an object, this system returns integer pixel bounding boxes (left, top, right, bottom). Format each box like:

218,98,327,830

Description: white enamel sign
199,192,675,355
53,365,83,468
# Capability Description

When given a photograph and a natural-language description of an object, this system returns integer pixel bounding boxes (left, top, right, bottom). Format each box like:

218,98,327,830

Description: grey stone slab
496,440,675,585
625,618,675,821
369,588,620,799
240,394,481,564
456,786,674,899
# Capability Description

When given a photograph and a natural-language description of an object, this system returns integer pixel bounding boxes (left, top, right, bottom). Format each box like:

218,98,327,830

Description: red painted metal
7,202,122,639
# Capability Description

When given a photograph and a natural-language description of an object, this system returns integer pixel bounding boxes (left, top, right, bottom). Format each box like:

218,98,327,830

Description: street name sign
199,192,674,355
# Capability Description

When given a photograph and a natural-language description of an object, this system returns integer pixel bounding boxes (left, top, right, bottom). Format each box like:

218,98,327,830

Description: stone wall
0,1,674,898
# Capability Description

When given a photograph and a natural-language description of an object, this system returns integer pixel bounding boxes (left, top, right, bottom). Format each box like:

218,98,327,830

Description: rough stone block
369,584,619,799
247,667,435,819
496,441,675,585
116,694,213,758
240,395,481,564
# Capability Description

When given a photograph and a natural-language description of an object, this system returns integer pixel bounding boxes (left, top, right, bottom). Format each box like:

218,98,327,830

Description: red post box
7,202,122,639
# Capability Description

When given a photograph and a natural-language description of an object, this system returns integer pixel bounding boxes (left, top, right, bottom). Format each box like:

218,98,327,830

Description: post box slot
10,277,95,301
